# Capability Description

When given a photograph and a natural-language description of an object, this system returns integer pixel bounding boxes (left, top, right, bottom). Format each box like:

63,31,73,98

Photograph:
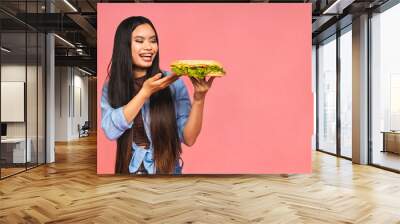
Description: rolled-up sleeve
101,83,133,140
174,79,192,143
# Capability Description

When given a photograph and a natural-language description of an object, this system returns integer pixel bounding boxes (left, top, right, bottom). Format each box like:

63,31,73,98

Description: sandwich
170,60,226,79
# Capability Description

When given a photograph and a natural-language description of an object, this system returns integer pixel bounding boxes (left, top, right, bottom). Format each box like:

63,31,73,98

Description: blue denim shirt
101,71,191,174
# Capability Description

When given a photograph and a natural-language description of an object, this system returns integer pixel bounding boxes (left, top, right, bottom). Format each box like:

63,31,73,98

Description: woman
101,16,215,174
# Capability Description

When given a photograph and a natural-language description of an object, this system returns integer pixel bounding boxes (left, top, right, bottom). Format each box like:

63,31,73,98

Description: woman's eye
151,40,157,43
135,40,143,43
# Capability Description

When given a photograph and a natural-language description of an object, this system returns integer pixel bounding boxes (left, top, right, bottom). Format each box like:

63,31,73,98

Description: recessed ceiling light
1,47,11,53
54,34,75,48
77,67,93,76
63,0,78,12
323,0,354,15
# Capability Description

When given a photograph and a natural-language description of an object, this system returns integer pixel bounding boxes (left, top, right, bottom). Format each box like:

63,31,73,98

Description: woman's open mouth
139,53,153,62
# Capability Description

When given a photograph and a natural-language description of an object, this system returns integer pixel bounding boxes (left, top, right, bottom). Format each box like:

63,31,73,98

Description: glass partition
0,1,46,179
1,31,28,177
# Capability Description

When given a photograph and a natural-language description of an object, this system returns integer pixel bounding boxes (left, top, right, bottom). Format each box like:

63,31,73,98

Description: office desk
1,138,32,164
381,131,400,154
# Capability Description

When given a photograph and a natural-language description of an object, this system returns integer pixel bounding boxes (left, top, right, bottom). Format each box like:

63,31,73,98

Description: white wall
1,65,43,136
1,65,25,166
1,64,46,164
72,72,89,138
54,67,89,141
55,67,69,141
1,65,26,138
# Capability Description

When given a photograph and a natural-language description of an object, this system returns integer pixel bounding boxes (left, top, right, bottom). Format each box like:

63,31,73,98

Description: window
317,35,337,154
371,2,400,171
339,27,352,158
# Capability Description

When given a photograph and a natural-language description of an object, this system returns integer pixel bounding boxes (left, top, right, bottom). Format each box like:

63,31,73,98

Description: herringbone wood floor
1,134,400,224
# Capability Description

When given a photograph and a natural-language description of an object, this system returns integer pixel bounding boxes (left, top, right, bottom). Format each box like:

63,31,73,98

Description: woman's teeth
140,54,152,62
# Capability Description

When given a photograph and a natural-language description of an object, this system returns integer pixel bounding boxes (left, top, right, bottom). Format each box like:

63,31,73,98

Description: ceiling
0,0,393,75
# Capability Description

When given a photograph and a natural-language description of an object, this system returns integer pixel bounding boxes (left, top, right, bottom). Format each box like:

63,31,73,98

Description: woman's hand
123,73,178,125
189,77,216,102
139,73,179,99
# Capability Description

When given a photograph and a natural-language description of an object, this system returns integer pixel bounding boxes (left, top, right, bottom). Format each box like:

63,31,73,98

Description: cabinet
382,132,400,154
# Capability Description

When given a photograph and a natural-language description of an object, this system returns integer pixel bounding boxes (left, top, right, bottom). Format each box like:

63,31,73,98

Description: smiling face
131,23,158,69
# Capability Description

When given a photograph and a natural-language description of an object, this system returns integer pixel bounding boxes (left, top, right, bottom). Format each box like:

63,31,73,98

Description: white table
1,138,32,163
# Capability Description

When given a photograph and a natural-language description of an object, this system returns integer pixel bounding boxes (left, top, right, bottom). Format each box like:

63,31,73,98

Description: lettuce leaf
171,64,225,79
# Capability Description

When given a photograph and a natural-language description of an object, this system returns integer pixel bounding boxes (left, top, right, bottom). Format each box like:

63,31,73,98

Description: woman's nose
143,41,152,50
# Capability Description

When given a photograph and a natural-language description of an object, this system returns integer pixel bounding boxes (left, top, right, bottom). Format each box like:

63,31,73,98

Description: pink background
97,3,312,174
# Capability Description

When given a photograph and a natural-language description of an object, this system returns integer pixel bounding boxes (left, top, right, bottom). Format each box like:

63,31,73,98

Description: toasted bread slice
206,71,225,77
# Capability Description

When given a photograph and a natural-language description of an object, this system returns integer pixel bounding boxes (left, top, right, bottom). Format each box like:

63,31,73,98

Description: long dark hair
107,16,181,174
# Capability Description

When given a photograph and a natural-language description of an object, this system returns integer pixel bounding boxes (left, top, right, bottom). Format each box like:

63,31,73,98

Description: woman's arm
183,77,215,146
101,84,134,140
182,94,206,146
123,73,179,123
101,73,178,140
